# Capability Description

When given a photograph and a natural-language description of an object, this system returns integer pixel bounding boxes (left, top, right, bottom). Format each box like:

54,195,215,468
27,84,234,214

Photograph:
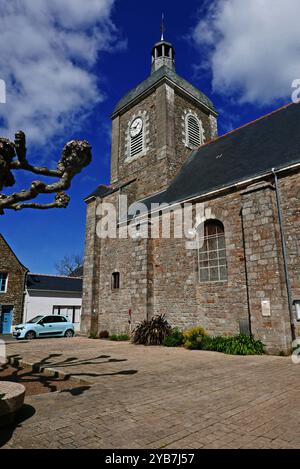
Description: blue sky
0,0,299,273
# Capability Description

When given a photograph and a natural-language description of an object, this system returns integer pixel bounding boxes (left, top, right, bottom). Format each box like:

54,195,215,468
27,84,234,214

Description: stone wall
277,171,300,339
85,191,248,340
112,89,170,201
173,92,213,178
240,181,292,354
81,200,100,335
82,169,300,353
0,235,27,326
144,194,249,336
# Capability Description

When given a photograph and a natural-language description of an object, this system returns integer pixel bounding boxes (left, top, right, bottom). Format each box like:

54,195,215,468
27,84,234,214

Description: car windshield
26,315,44,324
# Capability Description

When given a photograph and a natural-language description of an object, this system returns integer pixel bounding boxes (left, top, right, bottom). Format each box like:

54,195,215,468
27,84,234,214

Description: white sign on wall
0,339,6,364
0,79,6,104
295,302,300,321
261,299,271,317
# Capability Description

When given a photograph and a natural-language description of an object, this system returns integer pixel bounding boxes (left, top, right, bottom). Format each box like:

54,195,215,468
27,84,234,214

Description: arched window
112,272,120,290
186,114,203,148
198,220,227,282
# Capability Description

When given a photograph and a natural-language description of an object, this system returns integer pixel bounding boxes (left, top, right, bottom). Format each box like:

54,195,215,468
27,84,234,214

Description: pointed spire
160,13,165,41
151,15,175,74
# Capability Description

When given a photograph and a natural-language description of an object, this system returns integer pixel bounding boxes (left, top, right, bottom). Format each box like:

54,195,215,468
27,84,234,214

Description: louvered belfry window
187,114,202,148
130,127,144,158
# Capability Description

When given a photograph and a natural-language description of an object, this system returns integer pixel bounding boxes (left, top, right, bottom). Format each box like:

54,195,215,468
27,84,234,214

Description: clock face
130,117,143,138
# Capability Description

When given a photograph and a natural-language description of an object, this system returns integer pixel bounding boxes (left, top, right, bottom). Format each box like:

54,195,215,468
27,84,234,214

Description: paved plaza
1,337,300,449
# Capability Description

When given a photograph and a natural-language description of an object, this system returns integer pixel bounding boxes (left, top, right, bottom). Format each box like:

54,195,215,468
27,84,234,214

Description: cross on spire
161,13,165,41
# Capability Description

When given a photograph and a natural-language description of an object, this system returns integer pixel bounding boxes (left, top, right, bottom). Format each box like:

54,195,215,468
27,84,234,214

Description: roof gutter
27,289,82,294
84,178,137,204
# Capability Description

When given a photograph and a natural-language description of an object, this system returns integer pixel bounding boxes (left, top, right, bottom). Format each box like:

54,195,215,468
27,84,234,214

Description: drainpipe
21,269,28,324
240,207,252,336
272,168,296,341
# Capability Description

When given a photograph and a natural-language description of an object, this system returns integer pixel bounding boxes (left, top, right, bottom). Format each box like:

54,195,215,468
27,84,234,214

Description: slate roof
85,184,118,201
27,274,82,293
113,66,216,115
141,103,300,208
85,179,137,202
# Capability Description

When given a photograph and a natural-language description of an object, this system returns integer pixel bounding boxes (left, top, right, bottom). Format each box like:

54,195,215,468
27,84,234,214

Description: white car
13,315,75,340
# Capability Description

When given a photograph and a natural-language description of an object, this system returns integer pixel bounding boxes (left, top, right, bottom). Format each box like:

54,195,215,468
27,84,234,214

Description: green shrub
110,334,130,341
183,326,208,350
201,335,228,352
163,328,184,347
99,330,109,339
202,334,265,355
132,314,171,346
89,331,98,339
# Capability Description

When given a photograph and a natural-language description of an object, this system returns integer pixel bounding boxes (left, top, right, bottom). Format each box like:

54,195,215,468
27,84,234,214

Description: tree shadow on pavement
0,353,139,448
62,369,138,380
6,352,138,383
0,404,35,448
17,353,127,370
60,386,91,396
0,361,92,394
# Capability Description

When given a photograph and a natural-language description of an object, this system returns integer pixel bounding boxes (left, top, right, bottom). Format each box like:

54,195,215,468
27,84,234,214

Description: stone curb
7,357,91,386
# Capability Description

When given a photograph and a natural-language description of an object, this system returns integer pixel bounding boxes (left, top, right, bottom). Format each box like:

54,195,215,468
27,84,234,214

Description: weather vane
161,13,165,41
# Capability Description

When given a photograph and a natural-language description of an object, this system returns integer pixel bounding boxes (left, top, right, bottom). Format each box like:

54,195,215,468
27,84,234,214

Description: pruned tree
0,130,92,214
55,254,83,277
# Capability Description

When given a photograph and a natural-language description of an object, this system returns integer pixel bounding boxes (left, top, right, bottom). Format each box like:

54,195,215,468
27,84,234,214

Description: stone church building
81,36,300,354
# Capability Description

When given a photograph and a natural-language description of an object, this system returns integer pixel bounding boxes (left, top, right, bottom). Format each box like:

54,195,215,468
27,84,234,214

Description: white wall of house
23,290,82,331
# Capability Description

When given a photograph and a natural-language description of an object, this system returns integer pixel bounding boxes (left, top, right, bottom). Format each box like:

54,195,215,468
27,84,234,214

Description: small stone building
0,234,28,332
81,36,300,354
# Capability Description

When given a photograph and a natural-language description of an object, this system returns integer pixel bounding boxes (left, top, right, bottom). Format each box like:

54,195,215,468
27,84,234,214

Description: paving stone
1,337,300,449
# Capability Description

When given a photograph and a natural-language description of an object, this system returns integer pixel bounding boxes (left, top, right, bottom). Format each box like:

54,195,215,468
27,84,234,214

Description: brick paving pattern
1,337,300,449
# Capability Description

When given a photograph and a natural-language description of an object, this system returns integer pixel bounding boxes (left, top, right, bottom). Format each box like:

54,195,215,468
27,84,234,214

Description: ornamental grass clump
183,326,208,350
132,314,171,345
201,334,265,355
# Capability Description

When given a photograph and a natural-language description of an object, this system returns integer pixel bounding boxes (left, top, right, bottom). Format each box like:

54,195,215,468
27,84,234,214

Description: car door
53,316,67,335
38,316,60,336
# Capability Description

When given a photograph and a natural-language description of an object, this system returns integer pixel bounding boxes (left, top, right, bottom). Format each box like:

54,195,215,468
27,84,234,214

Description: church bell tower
109,21,218,201
81,21,219,338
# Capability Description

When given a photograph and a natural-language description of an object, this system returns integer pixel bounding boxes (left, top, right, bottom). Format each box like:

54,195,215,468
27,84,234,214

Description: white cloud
192,0,300,105
0,0,121,145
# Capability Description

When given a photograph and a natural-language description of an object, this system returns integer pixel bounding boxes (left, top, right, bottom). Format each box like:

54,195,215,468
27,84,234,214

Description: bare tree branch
55,253,83,276
0,130,92,214
6,192,70,211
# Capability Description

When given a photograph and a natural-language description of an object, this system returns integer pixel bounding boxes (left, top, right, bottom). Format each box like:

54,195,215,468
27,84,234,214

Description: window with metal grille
112,272,120,290
186,114,202,148
198,220,227,282
53,306,81,324
130,128,144,158
0,272,8,293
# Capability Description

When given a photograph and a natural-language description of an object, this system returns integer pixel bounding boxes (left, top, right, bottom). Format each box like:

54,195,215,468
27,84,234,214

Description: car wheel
25,331,36,340
65,329,74,338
